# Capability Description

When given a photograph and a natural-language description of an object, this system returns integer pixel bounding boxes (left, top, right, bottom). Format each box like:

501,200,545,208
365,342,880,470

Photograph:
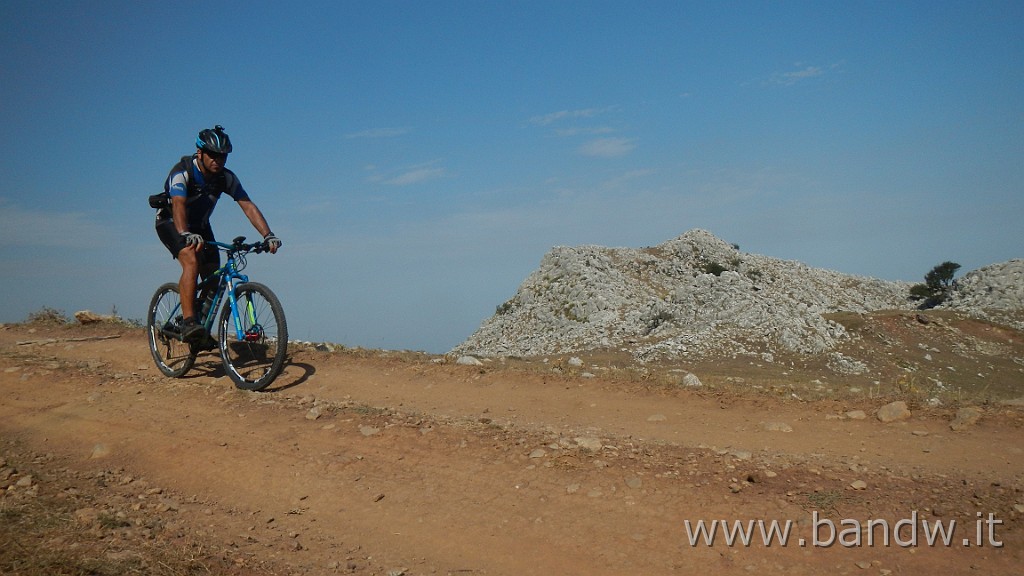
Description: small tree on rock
910,261,961,308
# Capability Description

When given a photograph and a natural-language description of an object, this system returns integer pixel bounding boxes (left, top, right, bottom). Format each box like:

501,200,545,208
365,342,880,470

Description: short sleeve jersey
162,155,251,230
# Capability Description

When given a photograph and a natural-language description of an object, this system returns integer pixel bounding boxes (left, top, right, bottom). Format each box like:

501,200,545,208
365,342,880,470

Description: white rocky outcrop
940,259,1024,330
451,230,1021,361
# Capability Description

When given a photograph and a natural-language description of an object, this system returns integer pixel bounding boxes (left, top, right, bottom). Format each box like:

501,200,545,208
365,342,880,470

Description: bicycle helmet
196,125,233,154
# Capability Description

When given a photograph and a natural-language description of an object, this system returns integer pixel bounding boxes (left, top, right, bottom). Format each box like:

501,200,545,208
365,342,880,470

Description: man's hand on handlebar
263,233,282,254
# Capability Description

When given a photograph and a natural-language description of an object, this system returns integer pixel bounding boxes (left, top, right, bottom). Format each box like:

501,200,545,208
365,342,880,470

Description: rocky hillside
939,259,1024,330
452,229,1022,361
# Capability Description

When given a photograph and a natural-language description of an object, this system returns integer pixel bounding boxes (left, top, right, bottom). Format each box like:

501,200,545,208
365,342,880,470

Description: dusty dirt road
1,323,1022,575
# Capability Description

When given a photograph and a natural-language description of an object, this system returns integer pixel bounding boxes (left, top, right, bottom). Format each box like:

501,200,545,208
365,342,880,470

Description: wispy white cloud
553,126,616,137
344,127,410,139
381,162,447,186
387,167,445,186
579,137,637,158
362,160,448,186
768,62,841,86
529,107,614,126
530,107,630,147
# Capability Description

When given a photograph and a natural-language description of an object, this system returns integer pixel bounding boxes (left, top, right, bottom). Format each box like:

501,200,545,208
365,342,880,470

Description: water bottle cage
196,293,214,319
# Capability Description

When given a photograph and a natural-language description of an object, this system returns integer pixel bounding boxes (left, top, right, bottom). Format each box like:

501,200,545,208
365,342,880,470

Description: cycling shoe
180,318,206,343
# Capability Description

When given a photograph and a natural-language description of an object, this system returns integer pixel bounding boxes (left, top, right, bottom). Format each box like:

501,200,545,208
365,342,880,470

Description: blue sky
1,1,1021,353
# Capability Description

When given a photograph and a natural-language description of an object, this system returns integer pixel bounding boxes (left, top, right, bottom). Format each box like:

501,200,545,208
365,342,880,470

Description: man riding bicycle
154,125,282,343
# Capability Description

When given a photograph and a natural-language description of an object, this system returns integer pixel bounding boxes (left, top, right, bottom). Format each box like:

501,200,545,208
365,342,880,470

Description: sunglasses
203,150,228,161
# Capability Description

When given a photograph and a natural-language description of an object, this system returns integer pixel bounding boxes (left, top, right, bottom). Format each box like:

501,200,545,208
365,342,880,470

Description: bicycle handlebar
207,236,272,254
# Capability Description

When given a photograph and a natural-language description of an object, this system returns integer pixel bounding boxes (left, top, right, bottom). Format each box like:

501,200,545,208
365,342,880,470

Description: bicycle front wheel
147,282,196,378
219,282,288,391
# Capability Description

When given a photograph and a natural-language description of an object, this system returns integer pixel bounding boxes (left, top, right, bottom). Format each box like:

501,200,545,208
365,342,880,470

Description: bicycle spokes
219,283,287,391
147,284,197,378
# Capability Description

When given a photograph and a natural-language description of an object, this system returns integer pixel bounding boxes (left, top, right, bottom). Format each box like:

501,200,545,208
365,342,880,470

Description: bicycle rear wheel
147,282,196,377
219,282,288,391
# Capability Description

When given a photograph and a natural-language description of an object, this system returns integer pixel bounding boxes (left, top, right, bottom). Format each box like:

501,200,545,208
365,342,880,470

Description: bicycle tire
218,282,288,390
147,282,197,378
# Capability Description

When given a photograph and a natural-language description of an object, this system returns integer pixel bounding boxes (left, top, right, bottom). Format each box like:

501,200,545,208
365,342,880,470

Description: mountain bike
147,236,288,391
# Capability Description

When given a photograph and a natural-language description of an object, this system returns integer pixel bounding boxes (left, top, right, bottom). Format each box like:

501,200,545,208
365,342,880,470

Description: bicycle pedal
190,336,218,352
181,325,206,344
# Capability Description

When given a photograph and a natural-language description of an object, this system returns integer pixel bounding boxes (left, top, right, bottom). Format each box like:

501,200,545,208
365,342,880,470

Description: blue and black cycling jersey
157,155,251,231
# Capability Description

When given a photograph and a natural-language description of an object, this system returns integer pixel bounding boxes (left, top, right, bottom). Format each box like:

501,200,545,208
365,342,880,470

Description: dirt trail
1,324,1022,575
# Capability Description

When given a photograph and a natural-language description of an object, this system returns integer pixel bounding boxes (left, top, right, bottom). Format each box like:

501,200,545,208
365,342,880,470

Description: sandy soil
1,322,1022,575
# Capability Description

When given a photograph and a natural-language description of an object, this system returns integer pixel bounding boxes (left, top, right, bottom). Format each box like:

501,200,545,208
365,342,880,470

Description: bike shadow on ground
185,353,315,393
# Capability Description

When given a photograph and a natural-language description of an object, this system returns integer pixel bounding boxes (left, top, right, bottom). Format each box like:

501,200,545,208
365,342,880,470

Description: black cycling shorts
155,218,220,274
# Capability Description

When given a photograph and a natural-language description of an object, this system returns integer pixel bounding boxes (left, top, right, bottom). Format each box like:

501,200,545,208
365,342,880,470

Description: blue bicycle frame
149,233,287,390
197,238,261,341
